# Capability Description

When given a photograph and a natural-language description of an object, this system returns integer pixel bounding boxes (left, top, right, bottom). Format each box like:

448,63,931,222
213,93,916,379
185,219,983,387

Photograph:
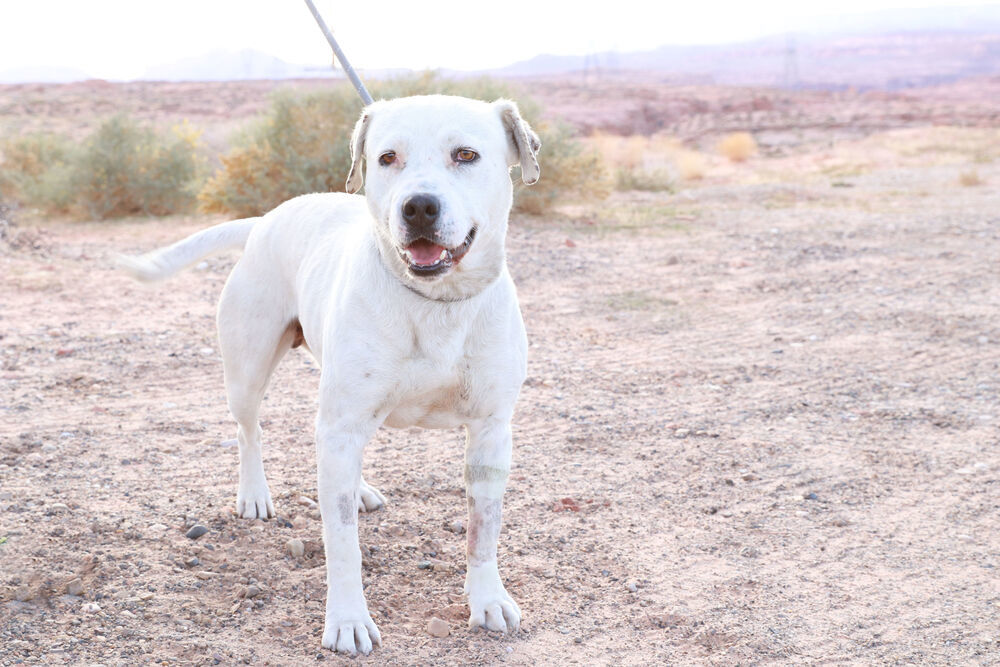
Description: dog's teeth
438,249,448,261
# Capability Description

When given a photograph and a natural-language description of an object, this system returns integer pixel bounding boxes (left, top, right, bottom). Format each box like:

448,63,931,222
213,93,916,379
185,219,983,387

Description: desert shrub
199,72,610,217
0,117,203,219
0,133,77,213
75,116,202,219
589,132,710,191
717,132,757,162
958,170,983,187
674,151,707,180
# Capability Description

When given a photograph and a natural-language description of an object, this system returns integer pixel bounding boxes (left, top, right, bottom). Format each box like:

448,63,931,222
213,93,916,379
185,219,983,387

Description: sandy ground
2,153,1000,665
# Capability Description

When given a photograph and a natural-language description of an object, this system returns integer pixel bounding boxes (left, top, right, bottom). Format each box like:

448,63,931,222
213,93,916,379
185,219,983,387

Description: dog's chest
382,328,479,429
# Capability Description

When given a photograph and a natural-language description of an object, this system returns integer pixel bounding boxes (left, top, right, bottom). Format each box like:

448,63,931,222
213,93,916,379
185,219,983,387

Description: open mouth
399,227,477,277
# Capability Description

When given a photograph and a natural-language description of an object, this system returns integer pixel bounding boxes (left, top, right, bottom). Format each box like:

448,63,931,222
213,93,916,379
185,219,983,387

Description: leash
303,0,374,105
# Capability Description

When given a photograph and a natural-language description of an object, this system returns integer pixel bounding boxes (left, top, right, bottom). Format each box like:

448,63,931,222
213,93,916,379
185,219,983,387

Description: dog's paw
468,590,521,633
466,565,521,633
358,478,386,513
236,482,275,520
322,614,382,655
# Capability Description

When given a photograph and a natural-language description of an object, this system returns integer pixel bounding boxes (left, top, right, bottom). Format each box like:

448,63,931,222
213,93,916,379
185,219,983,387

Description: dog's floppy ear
345,107,372,194
494,99,541,186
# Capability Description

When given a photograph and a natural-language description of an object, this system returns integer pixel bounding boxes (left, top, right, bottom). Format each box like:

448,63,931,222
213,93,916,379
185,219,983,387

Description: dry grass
717,132,758,162
959,170,983,187
588,132,708,191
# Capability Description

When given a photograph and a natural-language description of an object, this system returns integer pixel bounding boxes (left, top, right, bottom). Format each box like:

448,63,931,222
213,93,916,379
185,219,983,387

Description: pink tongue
406,240,446,265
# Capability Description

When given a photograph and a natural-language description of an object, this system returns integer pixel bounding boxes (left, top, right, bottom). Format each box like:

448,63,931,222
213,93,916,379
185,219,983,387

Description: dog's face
346,95,540,299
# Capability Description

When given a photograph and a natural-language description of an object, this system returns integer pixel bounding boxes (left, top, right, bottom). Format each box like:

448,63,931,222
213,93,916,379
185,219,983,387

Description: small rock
185,557,201,568
286,538,305,558
674,429,690,438
82,602,101,613
626,582,638,593
803,492,818,501
148,523,168,532
427,617,450,638
296,496,318,509
195,261,209,271
245,585,262,598
14,585,31,602
417,560,432,570
186,525,209,539
195,571,219,580
48,502,69,512
200,347,214,356
138,592,154,601
66,578,84,596
446,520,465,534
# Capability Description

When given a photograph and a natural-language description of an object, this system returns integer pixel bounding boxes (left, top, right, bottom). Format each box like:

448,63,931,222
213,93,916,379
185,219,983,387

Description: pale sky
0,0,996,80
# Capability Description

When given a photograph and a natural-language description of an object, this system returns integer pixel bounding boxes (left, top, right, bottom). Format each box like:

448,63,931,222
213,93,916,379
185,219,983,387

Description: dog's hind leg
217,269,295,520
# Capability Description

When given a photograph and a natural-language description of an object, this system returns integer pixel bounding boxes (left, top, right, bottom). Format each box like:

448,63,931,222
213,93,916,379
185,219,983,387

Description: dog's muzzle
399,227,477,277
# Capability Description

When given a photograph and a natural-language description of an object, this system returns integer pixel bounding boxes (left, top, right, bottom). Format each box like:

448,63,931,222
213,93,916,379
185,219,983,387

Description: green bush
75,116,202,219
0,133,76,213
0,117,203,219
200,73,610,217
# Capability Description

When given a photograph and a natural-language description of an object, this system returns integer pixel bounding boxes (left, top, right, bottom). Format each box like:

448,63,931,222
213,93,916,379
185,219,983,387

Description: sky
0,0,997,80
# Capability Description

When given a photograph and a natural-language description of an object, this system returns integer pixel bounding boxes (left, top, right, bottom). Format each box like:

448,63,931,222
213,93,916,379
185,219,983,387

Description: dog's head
346,95,540,300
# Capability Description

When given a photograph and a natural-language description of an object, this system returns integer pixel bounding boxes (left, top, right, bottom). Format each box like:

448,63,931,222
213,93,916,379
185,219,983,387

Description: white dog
120,95,540,655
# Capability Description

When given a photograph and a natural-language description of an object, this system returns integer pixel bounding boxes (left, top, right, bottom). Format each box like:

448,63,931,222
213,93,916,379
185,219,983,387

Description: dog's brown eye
378,151,396,166
455,149,478,163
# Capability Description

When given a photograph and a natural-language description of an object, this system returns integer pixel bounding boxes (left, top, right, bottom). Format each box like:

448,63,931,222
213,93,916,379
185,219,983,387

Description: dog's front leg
316,415,381,655
464,418,521,633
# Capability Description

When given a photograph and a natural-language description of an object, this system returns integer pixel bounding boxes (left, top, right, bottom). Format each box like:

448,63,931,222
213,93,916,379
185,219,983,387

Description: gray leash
303,0,374,105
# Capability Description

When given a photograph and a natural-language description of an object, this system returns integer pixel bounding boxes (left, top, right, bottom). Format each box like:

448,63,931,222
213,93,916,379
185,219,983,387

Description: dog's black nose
401,193,440,232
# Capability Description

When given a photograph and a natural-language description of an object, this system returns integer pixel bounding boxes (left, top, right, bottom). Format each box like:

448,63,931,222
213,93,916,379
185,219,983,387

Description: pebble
199,347,214,356
185,557,201,568
14,585,31,602
286,538,305,558
427,617,450,638
803,492,818,501
956,462,989,475
186,525,209,539
148,523,168,532
296,495,318,509
446,520,466,534
245,585,262,598
82,602,101,613
195,571,219,580
673,428,690,438
138,592,154,601
48,502,69,512
417,560,432,570
627,582,638,593
66,578,84,596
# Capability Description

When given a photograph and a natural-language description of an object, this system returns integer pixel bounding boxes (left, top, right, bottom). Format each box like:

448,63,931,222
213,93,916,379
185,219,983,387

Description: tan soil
2,86,1000,665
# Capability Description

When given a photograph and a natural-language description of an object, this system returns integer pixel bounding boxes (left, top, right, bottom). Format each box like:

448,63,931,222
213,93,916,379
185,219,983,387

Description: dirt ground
3,118,1000,664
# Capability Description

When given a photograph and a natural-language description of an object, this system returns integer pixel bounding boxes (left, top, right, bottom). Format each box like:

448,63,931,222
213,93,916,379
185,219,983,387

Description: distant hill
141,49,337,82
4,5,1000,88
493,31,1000,89
0,65,92,84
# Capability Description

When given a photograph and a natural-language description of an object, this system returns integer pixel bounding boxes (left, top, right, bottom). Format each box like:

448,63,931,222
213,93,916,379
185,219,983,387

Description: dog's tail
117,217,260,282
